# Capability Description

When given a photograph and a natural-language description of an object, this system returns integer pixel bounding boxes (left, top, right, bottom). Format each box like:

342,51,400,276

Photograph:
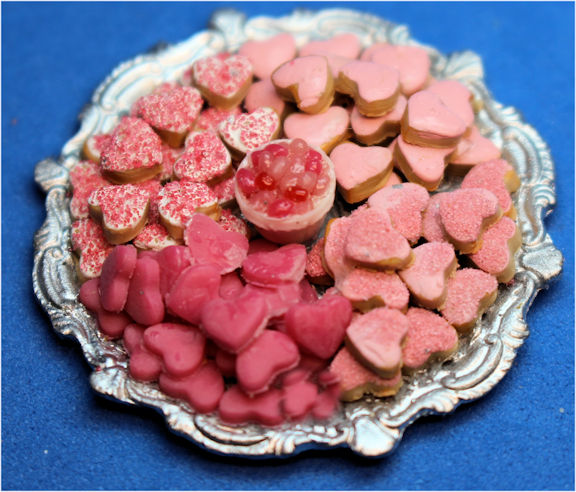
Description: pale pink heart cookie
83,133,112,163
144,322,206,377
305,238,332,285
238,33,297,80
192,53,253,109
439,188,502,253
330,142,393,203
421,192,450,243
382,171,403,188
131,82,203,148
122,323,163,382
219,107,281,160
461,158,521,218
316,52,354,79
173,131,232,184
69,160,109,219
427,79,475,130
330,346,403,402
124,256,165,326
283,106,350,153
71,218,114,280
448,125,502,175
133,223,180,251
344,207,413,270
236,330,300,395
350,95,407,146
345,307,409,377
100,116,163,184
468,216,522,283
402,308,458,371
367,182,430,244
361,43,431,96
402,90,467,148
337,60,400,116
244,78,287,117
193,106,242,134
440,268,499,333
99,244,138,313
88,184,150,244
218,385,284,426
394,134,454,191
271,55,335,114
398,241,458,309
157,180,220,240
300,33,361,59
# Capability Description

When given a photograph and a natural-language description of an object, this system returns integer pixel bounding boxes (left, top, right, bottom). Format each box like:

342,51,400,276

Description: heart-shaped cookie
154,245,192,299
322,214,356,281
244,78,287,116
281,378,319,422
238,33,297,80
71,218,114,280
299,33,361,59
448,125,502,175
305,238,331,285
124,256,165,326
242,243,307,287
69,160,109,219
350,95,407,146
122,323,163,382
133,223,180,252
243,282,302,319
218,385,284,426
421,192,450,243
428,79,474,130
99,244,138,313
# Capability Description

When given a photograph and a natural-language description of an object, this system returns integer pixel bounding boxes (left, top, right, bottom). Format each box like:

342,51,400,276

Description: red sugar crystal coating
159,361,224,414
69,160,109,219
133,223,179,251
100,116,163,173
211,175,236,207
403,307,458,370
219,107,280,155
88,184,150,233
85,133,113,162
218,385,284,426
306,238,329,281
281,379,318,421
469,217,519,278
131,82,203,134
157,180,218,229
124,256,165,326
71,218,114,279
159,143,183,181
217,209,250,238
236,330,300,395
144,322,206,378
174,131,231,182
193,53,253,97
242,243,307,287
422,192,449,243
99,244,138,313
123,324,163,382
194,107,242,134
323,215,355,281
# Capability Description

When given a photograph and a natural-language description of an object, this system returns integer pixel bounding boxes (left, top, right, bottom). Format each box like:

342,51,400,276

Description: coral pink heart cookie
350,95,407,146
143,322,206,377
122,324,163,382
345,307,409,377
461,159,521,218
284,294,353,359
367,182,430,244
439,188,502,253
218,271,245,300
344,207,413,270
219,107,281,161
100,116,163,184
238,33,297,80
468,216,522,283
244,282,302,319
271,55,335,114
69,160,109,219
440,268,499,333
218,385,284,426
337,60,400,116
398,242,458,309
330,347,403,402
330,142,393,203
236,330,300,395
283,106,350,153
244,78,288,117
99,244,138,313
402,308,458,371
124,256,165,326
71,218,114,280
242,243,307,287
299,33,361,59
427,79,475,130
192,53,253,110
448,126,502,176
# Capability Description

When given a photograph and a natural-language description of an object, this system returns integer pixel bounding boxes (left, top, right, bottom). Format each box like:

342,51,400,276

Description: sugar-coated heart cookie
71,218,114,280
83,133,112,164
322,215,355,281
468,216,522,283
350,95,407,145
193,106,242,134
330,347,403,402
242,243,307,287
69,160,109,219
124,256,165,326
238,33,297,80
439,188,502,253
99,244,138,313
218,385,284,426
440,268,499,333
192,53,253,109
243,282,302,318
271,55,335,114
216,209,251,238
122,324,163,381
219,107,281,160
448,126,502,175
337,60,400,116
144,322,206,377
421,192,450,243
402,308,458,371
305,238,331,285
210,175,237,209
398,242,458,309
330,142,393,203
283,106,350,153
367,182,430,244
244,78,287,117
427,79,475,130
299,33,361,59
100,116,163,184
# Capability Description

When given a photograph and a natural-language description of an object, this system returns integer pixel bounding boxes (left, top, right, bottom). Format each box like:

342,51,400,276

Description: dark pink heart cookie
242,243,307,287
99,244,138,313
218,385,284,426
124,256,165,326
122,324,163,382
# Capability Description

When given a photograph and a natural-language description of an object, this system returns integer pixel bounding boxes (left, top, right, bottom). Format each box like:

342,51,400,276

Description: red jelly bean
304,149,323,174
285,186,308,202
255,172,275,190
265,143,288,157
267,198,294,217
236,168,258,197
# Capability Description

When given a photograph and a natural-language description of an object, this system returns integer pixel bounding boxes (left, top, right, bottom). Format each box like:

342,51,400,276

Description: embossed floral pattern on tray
33,9,563,458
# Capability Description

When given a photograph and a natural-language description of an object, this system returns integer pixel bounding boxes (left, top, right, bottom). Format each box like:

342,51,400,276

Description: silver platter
33,9,563,458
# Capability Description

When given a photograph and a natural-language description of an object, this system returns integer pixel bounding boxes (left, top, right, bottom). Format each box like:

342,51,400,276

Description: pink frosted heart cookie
283,106,350,154
428,79,475,130
131,82,203,148
83,133,112,163
192,53,253,109
468,216,522,283
244,282,302,319
299,33,361,59
193,106,242,134
69,160,109,219
322,215,355,282
337,60,400,116
421,192,450,243
71,218,114,280
398,242,458,309
367,182,430,244
440,268,499,333
99,244,138,313
448,126,502,175
330,142,393,203
344,207,413,270
350,95,407,146
238,33,297,80
330,347,403,402
122,324,163,382
218,385,284,426
402,308,458,371
100,116,163,184
242,243,306,287
305,238,331,285
236,330,300,395
271,55,335,114
461,159,521,218
439,188,502,253
124,256,165,326
244,78,288,117
219,107,281,160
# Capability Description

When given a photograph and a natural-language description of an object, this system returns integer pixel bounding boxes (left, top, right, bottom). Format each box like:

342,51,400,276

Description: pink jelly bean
122,324,163,382
242,243,307,287
124,256,165,326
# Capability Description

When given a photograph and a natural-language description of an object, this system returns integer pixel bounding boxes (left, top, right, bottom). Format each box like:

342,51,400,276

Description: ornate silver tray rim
33,8,563,458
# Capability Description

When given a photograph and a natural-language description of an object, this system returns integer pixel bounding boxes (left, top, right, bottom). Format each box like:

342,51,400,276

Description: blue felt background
2,2,574,490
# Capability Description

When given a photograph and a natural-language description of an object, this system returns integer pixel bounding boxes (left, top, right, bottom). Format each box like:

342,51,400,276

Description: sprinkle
133,223,180,251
